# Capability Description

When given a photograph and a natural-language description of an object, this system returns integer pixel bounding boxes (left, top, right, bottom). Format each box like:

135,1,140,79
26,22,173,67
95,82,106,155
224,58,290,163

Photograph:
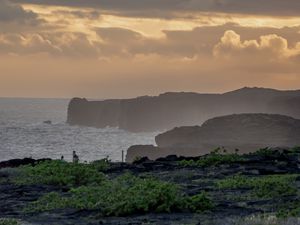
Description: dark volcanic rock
0,158,51,168
2,149,300,225
127,114,300,161
67,87,300,132
126,145,203,162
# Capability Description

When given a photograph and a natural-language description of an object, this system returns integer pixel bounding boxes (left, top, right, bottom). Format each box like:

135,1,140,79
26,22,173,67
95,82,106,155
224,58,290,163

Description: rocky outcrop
126,114,300,161
67,98,121,128
67,87,300,132
0,158,51,168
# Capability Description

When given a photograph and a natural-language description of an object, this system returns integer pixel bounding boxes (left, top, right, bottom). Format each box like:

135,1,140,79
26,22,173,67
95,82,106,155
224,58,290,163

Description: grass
217,174,299,199
25,174,214,216
179,148,243,167
14,160,107,187
0,219,19,225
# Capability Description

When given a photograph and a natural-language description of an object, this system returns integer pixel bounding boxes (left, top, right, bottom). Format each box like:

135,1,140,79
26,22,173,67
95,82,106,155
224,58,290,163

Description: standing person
72,151,79,163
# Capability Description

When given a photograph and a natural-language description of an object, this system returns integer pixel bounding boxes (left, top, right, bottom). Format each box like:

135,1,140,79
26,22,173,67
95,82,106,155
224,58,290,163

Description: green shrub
26,174,213,216
184,192,214,213
253,148,275,157
217,174,299,199
0,218,19,225
90,158,110,172
14,160,106,187
179,148,243,167
290,146,300,154
277,201,300,218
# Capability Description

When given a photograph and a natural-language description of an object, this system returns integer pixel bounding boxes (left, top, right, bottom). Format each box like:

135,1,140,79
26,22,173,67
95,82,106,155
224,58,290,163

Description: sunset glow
0,0,300,98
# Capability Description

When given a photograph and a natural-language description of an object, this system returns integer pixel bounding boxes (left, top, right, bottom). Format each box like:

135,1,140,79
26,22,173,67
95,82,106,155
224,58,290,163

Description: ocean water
0,98,157,162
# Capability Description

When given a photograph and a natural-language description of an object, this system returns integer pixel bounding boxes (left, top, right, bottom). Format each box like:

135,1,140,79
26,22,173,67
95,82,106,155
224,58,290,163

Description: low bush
290,146,300,154
277,201,300,218
25,174,213,216
252,148,276,157
217,174,298,199
179,148,243,167
14,160,106,187
184,192,214,213
0,218,19,225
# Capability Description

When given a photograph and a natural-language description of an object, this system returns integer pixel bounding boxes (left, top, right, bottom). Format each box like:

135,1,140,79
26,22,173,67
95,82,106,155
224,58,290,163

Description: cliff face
155,114,300,149
67,98,121,128
67,87,300,132
126,114,300,161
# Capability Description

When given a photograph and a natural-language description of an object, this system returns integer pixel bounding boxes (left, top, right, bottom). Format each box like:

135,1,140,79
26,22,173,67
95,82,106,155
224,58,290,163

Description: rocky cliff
126,114,300,161
67,87,300,132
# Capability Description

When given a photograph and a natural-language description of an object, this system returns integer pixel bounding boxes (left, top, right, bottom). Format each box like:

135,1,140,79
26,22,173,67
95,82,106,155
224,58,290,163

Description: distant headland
67,87,300,132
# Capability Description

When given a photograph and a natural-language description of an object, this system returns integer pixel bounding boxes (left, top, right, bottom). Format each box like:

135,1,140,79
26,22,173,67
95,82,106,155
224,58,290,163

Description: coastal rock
156,113,300,150
67,97,121,128
126,145,158,162
127,114,300,161
67,87,300,132
43,120,52,125
0,158,51,168
126,145,207,162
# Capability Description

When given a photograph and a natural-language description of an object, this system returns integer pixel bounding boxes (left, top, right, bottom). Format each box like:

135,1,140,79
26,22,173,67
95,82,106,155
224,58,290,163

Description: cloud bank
12,0,300,17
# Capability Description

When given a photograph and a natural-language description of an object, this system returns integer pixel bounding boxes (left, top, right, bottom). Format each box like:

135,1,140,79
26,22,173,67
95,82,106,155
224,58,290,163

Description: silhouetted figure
61,155,64,161
72,151,79,163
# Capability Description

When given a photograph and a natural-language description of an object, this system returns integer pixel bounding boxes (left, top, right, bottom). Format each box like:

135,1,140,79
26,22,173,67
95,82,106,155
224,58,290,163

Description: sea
0,98,157,162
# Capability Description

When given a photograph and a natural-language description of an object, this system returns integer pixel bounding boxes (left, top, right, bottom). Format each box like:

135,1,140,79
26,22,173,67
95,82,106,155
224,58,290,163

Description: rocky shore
1,147,300,225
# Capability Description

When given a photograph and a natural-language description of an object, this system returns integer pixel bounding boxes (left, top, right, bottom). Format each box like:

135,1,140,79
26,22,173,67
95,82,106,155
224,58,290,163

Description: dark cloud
12,0,300,17
0,0,39,23
52,9,101,20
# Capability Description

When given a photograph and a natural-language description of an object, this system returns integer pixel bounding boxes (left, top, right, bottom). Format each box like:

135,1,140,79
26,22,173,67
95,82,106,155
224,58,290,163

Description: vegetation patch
251,148,277,157
217,174,299,199
25,174,213,216
277,200,300,218
288,146,300,156
179,148,243,167
0,218,20,225
14,160,107,187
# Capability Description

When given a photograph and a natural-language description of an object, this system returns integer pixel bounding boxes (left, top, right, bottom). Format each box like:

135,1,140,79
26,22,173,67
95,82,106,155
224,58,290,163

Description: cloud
13,0,300,17
94,24,300,59
0,32,100,57
0,33,61,55
0,0,39,23
0,23,300,62
214,30,300,61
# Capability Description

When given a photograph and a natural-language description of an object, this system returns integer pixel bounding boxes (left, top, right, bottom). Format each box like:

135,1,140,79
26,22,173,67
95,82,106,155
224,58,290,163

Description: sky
0,0,300,98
